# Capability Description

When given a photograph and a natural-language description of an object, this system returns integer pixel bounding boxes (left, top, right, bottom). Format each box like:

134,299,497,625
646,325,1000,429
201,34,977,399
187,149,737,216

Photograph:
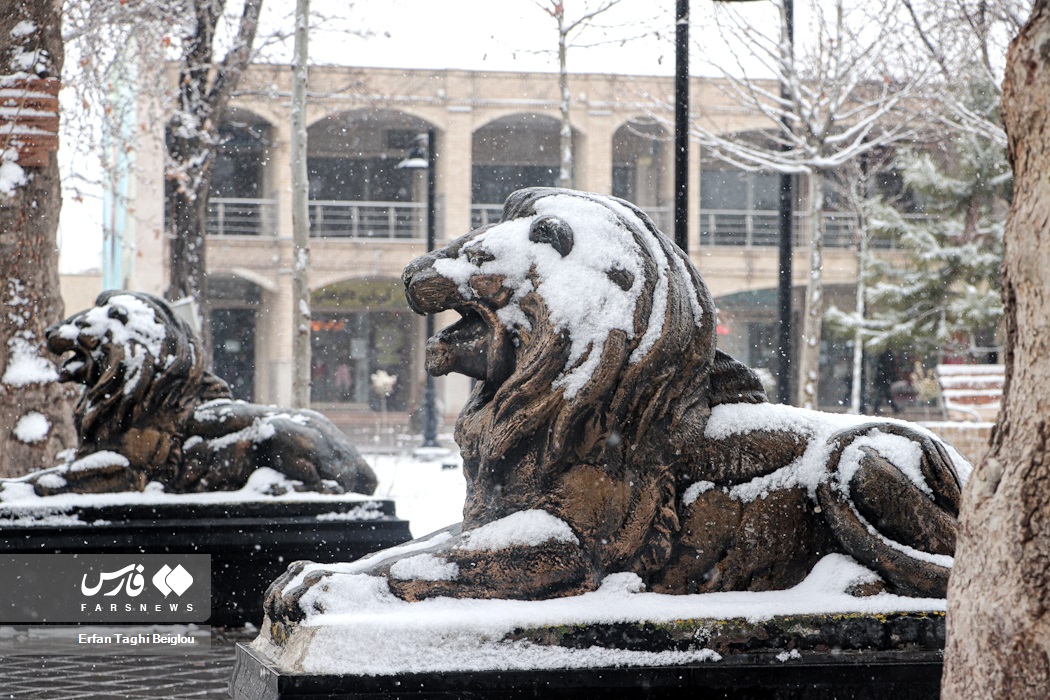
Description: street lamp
398,130,439,448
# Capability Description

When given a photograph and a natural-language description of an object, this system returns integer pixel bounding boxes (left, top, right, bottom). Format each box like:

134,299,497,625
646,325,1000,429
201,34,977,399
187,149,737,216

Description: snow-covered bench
935,364,1004,422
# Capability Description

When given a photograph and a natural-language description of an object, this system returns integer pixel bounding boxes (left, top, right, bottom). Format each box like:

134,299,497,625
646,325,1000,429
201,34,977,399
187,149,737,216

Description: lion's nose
403,265,462,316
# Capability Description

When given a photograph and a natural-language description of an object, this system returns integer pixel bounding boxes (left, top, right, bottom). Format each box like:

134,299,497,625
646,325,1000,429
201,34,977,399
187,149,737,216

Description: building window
471,164,557,205
700,168,781,246
310,311,412,411
308,156,413,202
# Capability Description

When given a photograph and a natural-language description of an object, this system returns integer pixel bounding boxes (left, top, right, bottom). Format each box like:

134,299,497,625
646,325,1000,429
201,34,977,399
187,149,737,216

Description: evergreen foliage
829,91,1009,361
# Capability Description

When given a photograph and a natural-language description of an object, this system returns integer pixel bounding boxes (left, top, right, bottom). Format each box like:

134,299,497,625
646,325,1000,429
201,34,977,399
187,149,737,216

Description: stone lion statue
264,188,966,633
19,290,377,496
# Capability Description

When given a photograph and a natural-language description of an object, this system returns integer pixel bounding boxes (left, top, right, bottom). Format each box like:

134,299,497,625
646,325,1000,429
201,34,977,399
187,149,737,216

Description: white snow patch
0,150,26,197
33,473,65,490
682,480,716,506
457,509,578,551
205,417,277,450
389,554,459,581
67,451,129,473
10,21,36,38
13,411,49,443
57,294,167,363
707,403,968,503
2,336,58,386
776,649,802,662
315,503,384,521
838,430,929,496
263,553,940,676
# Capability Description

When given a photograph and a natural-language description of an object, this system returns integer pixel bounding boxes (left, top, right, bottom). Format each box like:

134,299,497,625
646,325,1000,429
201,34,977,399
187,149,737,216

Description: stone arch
306,109,439,202
206,108,277,236
212,107,275,199
470,113,583,226
611,118,672,232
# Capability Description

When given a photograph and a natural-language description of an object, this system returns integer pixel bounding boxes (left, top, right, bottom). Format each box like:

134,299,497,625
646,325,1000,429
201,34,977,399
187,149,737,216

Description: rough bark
0,0,76,477
165,0,263,352
797,169,826,409
556,8,573,189
290,0,311,409
943,2,1050,696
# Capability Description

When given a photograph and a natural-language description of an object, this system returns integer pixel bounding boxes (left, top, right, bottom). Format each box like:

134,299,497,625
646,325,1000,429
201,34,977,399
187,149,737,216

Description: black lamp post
674,0,690,254
775,0,795,406
398,130,439,448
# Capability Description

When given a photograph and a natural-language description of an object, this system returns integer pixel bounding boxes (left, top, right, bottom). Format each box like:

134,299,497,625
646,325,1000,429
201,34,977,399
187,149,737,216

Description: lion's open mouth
426,304,505,384
404,257,516,396
56,348,93,383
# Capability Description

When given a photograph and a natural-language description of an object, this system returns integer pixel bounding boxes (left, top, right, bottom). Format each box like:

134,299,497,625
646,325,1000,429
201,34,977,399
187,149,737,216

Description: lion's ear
529,216,574,257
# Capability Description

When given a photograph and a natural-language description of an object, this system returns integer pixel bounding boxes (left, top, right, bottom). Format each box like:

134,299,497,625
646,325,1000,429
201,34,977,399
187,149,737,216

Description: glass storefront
310,280,415,412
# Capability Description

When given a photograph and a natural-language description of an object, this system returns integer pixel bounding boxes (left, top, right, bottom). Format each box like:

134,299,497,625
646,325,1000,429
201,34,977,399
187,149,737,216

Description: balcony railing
206,198,276,236
471,204,674,234
700,209,864,249
309,200,424,239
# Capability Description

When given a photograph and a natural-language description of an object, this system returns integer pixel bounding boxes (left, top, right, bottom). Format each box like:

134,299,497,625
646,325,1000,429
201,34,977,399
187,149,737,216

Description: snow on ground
0,445,465,535
365,447,466,538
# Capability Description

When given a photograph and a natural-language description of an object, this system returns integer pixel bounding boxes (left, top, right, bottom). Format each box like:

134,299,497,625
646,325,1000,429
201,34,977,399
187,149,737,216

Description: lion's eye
465,248,494,266
529,216,574,257
107,306,129,323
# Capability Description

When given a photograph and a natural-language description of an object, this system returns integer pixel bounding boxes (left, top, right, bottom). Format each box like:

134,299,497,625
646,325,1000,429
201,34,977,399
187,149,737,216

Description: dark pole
422,128,439,447
674,0,689,253
776,0,794,405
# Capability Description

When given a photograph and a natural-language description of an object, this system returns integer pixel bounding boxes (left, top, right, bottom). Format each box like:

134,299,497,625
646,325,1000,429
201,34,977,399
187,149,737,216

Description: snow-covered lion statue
16,290,377,496
264,188,967,636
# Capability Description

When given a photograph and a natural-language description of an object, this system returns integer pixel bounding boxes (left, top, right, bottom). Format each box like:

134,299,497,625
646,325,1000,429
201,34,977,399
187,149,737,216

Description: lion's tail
816,423,963,598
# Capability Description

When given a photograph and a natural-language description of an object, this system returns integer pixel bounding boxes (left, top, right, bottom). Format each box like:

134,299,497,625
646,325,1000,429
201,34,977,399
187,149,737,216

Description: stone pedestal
230,612,945,699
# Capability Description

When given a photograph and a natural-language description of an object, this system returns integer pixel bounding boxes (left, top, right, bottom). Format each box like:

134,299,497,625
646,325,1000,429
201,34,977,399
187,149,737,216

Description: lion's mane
460,190,718,465
64,291,230,483
419,188,768,574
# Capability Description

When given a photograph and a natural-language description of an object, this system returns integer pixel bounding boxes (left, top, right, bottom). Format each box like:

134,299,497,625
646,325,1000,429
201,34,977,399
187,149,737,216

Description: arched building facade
123,65,878,439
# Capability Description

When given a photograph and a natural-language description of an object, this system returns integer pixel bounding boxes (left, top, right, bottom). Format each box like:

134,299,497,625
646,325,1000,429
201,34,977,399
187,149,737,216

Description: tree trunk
166,164,212,344
290,0,311,408
557,13,573,189
796,169,825,409
164,0,263,355
0,0,76,477
943,2,1050,696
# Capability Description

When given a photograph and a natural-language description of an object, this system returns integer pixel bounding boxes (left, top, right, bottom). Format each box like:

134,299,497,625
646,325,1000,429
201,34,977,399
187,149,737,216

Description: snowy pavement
364,446,467,538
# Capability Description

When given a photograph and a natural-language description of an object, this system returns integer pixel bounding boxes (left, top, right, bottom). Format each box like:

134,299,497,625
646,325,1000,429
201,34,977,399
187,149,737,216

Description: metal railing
309,200,425,239
698,209,936,249
471,204,674,234
206,198,276,236
204,199,923,248
699,209,860,249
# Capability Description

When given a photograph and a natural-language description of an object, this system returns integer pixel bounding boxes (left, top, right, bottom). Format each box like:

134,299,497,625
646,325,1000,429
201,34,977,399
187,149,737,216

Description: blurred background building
59,64,908,442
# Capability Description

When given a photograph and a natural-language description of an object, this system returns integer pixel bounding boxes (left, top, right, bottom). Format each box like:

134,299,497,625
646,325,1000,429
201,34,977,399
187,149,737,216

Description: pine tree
830,89,1008,362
